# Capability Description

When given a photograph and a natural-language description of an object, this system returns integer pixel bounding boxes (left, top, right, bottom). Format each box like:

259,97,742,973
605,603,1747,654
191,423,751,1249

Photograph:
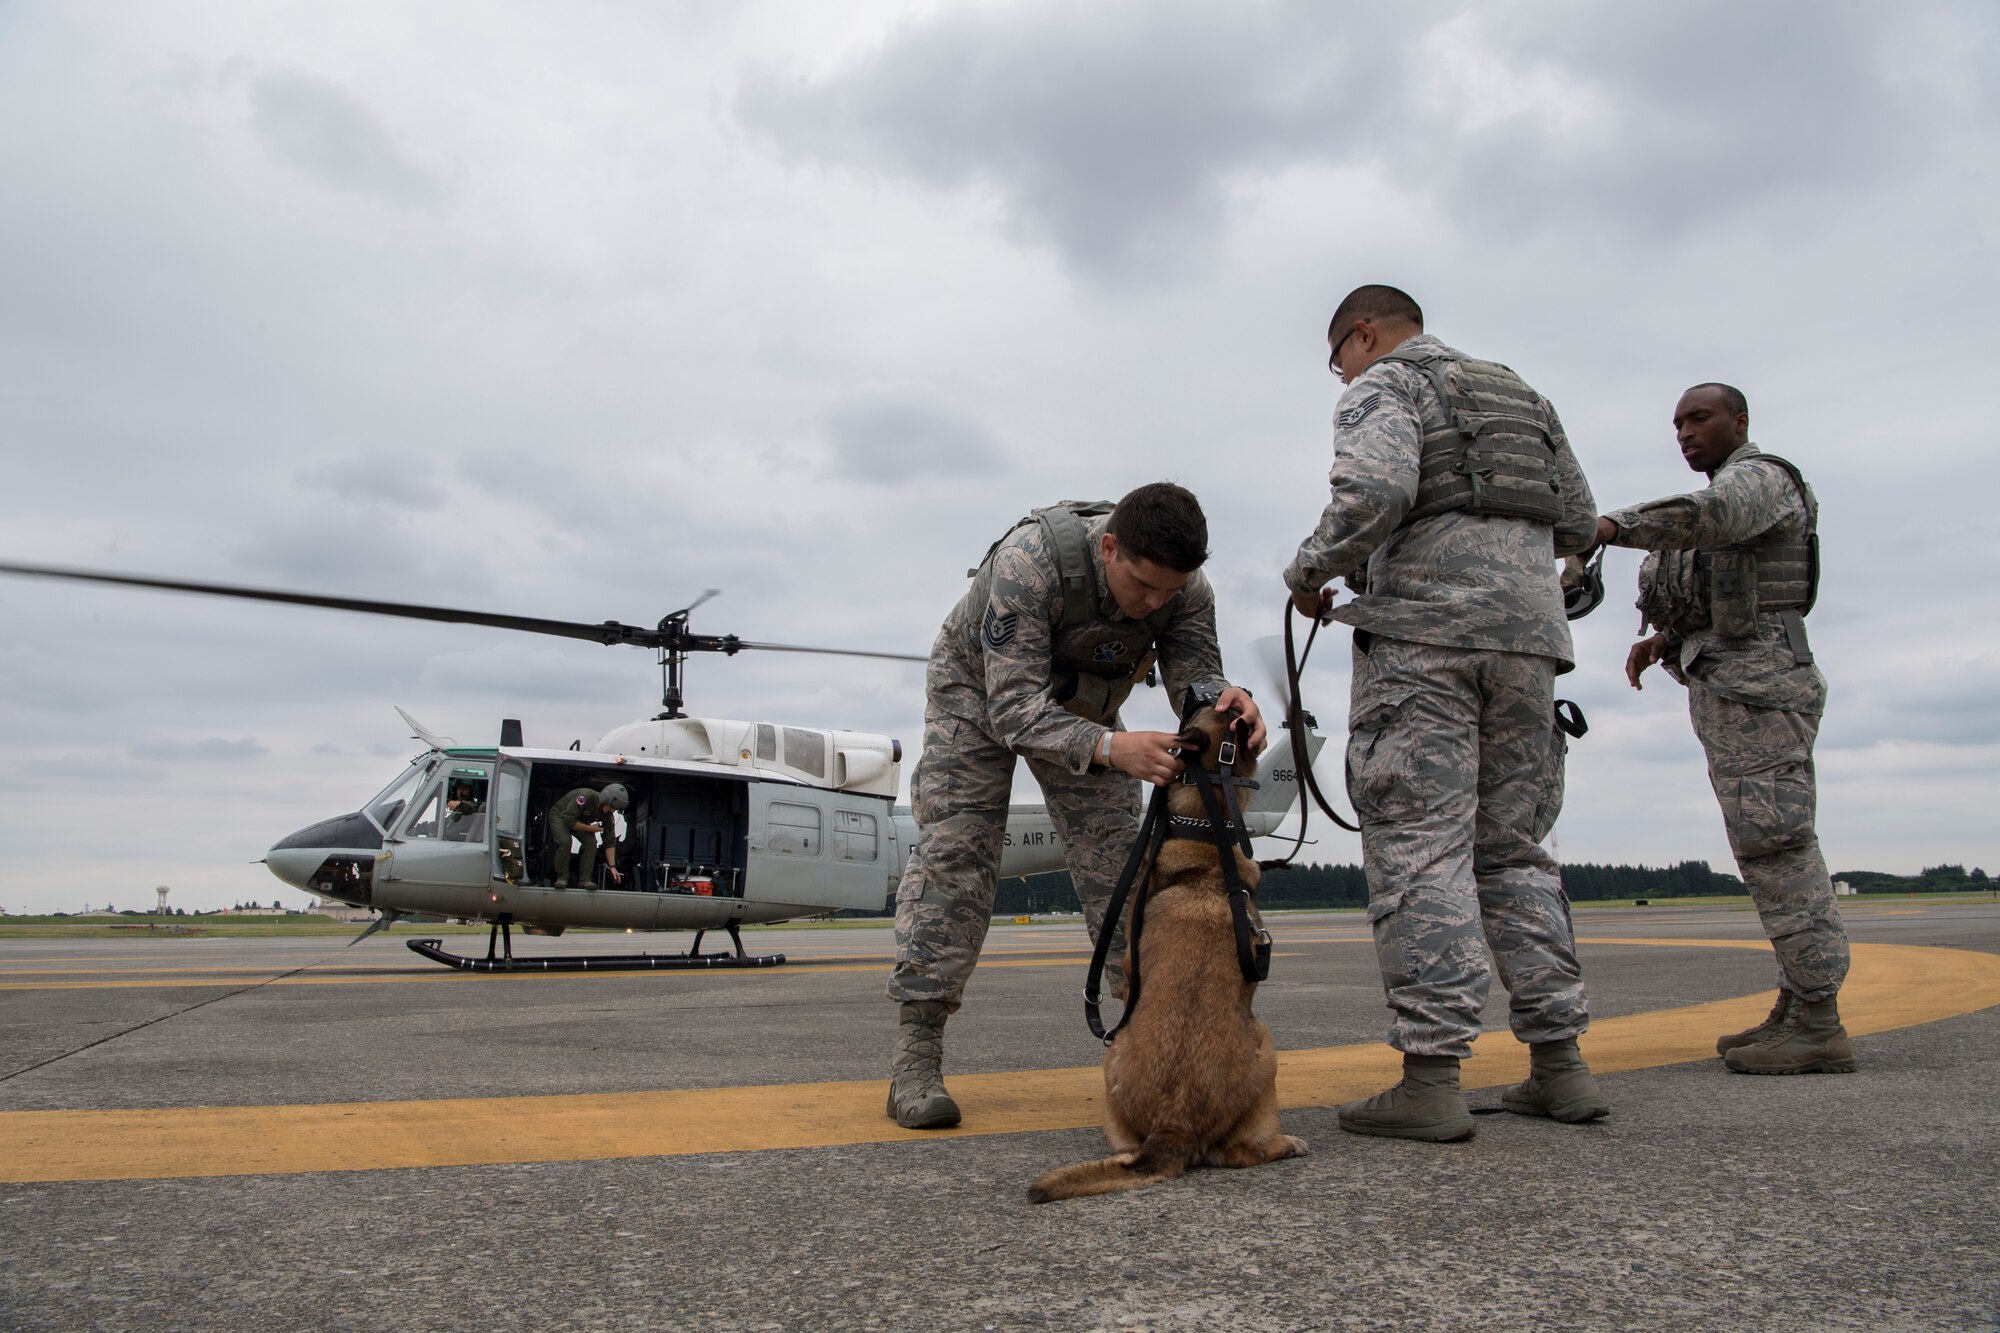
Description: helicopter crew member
887,482,1266,1130
1596,382,1852,1075
546,784,628,889
1285,284,1607,1143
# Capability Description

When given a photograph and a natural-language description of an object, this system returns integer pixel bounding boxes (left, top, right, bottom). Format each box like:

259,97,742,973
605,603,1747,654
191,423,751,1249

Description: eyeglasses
1327,321,1366,374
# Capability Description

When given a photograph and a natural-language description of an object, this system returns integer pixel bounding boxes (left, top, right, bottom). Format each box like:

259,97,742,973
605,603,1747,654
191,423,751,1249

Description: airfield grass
1,892,1993,940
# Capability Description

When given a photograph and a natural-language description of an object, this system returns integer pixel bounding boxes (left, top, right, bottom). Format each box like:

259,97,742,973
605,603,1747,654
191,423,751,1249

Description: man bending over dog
888,482,1265,1130
1285,284,1609,1142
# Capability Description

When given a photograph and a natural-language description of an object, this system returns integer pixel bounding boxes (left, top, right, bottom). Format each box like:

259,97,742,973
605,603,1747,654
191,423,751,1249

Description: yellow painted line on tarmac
4,940,1995,1184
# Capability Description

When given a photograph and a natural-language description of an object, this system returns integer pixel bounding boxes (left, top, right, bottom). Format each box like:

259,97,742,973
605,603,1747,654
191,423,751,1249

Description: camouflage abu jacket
1602,442,1827,715
1283,334,1597,666
929,511,1231,774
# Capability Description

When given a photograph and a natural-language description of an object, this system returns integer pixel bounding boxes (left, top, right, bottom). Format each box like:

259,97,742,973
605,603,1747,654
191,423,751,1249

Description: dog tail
1026,1132,1195,1204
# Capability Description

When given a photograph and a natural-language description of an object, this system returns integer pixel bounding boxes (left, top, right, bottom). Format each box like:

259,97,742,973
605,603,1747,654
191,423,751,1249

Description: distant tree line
1832,864,1989,893
844,859,1993,918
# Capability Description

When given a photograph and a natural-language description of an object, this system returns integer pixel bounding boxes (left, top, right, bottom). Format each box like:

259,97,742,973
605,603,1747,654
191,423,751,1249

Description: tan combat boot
1500,1036,1611,1122
1337,1054,1475,1142
887,1000,962,1129
1716,990,1796,1056
1724,995,1857,1075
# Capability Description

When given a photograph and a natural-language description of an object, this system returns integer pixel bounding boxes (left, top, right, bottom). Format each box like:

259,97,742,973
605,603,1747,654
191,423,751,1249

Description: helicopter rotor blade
678,587,722,616
0,561,669,648
735,640,929,664
1248,635,1292,714
0,561,931,665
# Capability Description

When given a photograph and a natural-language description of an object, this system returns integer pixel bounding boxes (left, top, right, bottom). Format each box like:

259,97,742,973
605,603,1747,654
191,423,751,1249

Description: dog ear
1174,729,1208,756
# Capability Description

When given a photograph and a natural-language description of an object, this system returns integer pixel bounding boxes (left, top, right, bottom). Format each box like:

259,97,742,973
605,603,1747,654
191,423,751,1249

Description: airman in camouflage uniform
1598,381,1854,1075
545,785,627,889
887,482,1265,1129
1285,285,1607,1142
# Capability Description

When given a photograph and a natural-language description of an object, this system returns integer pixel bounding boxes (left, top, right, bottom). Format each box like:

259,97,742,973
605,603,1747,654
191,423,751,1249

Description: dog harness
1083,718,1271,1043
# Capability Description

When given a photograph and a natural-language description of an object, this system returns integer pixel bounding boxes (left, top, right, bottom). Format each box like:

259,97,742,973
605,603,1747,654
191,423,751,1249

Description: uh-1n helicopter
0,561,1321,972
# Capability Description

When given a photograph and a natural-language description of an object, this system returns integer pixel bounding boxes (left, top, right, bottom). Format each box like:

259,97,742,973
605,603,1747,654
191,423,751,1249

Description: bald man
1597,383,1853,1076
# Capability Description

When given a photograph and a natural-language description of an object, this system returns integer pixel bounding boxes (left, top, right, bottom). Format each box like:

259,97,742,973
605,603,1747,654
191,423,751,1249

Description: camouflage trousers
1347,635,1589,1059
545,815,604,887
1689,683,1849,1001
889,705,1137,1011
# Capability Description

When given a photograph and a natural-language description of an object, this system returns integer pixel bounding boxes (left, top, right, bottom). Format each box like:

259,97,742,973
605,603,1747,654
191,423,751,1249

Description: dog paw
1277,1135,1309,1160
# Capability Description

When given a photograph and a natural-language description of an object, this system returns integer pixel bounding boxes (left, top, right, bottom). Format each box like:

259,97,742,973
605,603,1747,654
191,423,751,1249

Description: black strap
1182,757,1272,986
1554,698,1588,739
1084,783,1171,1042
1261,600,1361,871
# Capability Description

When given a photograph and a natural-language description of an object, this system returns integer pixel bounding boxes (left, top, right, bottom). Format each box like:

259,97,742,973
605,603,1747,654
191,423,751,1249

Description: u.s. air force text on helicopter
0,560,1319,970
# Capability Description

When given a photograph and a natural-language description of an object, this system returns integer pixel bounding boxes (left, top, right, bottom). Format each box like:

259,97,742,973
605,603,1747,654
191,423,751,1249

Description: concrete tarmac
2,900,1997,1331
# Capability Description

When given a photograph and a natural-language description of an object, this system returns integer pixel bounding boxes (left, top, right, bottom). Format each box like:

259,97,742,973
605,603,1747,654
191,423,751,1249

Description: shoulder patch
1336,391,1381,431
983,605,1019,648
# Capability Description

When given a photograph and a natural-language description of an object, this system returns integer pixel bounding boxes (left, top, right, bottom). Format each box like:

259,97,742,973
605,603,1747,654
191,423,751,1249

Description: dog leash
1259,600,1360,872
1083,782,1170,1043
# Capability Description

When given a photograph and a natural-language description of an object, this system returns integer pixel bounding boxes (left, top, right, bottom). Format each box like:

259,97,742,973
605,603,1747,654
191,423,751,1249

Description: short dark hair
1108,482,1209,573
1327,284,1424,340
1685,381,1749,418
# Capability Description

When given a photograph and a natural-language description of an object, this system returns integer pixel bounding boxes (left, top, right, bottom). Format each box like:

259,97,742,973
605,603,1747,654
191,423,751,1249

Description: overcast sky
2,1,1995,914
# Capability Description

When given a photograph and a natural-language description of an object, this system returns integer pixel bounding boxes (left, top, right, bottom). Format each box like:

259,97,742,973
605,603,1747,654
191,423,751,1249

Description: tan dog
1028,708,1306,1202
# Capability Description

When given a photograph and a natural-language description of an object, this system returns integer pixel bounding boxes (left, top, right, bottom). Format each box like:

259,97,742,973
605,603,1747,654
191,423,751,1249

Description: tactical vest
1636,453,1818,664
966,502,1173,724
1375,347,1565,525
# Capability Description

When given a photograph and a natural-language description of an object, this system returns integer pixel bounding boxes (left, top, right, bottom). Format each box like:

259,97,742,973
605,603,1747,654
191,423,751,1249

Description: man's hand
1290,585,1334,623
1626,632,1669,689
1109,731,1186,786
607,867,623,885
578,822,602,835
1213,686,1268,754
1594,516,1620,550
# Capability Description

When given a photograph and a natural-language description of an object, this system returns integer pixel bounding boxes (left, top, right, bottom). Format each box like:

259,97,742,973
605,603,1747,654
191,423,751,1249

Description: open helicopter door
745,784,893,914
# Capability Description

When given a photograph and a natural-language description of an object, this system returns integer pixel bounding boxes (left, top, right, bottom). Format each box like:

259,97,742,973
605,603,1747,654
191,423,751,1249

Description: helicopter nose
264,848,325,890
264,811,383,894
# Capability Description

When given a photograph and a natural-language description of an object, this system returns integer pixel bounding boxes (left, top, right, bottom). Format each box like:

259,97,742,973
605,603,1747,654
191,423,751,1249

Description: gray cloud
244,67,454,212
737,1,1990,285
297,454,447,510
130,736,269,762
821,395,1003,482
737,2,1366,284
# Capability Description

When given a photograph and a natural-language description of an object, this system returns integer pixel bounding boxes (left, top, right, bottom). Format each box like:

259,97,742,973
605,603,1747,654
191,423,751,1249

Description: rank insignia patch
1336,391,1380,430
1092,642,1127,663
983,606,1018,648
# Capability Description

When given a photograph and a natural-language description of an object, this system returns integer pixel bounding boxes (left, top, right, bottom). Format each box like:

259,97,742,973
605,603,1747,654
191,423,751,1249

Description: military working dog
1028,707,1306,1202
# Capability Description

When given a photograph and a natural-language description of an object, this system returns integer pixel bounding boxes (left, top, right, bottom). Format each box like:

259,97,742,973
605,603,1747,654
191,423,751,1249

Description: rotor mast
654,611,742,720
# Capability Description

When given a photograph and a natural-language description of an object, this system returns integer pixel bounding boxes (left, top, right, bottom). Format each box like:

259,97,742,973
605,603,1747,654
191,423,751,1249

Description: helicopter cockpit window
781,727,826,779
442,771,490,843
365,760,431,833
403,784,446,839
755,725,777,763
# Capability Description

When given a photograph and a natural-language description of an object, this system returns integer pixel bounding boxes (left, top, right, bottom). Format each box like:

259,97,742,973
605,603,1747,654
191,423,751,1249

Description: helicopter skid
405,937,786,972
